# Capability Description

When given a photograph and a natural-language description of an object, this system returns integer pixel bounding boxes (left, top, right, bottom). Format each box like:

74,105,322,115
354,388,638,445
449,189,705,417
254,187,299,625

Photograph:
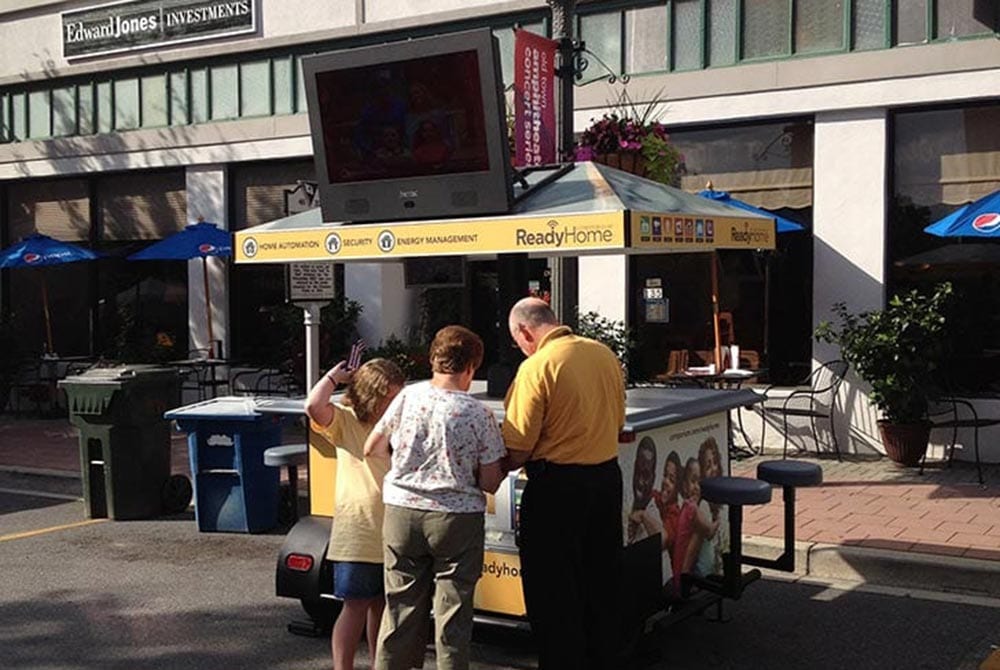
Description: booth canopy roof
234,162,775,264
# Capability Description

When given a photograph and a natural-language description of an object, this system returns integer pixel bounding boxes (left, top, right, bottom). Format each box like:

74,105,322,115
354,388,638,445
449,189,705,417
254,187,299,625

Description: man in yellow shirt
501,297,626,670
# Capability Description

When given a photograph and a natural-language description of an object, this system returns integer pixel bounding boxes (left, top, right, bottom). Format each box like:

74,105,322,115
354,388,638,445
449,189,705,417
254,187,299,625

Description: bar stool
264,444,308,525
744,460,823,573
693,476,773,601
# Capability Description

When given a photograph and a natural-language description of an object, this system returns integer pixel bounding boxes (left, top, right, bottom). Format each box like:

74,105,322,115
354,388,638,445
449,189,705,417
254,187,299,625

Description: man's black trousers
518,458,624,670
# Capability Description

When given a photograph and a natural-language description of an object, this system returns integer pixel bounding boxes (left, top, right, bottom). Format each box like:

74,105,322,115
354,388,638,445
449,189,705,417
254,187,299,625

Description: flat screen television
302,29,513,224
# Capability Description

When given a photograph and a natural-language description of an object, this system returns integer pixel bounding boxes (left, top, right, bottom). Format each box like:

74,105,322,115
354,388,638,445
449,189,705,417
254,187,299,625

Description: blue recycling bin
165,397,290,533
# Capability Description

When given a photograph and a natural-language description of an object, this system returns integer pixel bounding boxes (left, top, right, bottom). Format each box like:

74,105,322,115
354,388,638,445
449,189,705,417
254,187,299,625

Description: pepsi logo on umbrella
971,212,1000,234
23,252,41,264
198,243,216,254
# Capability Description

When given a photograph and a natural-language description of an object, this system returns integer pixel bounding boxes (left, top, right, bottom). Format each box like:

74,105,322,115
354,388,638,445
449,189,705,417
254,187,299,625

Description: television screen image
303,29,512,223
315,51,490,184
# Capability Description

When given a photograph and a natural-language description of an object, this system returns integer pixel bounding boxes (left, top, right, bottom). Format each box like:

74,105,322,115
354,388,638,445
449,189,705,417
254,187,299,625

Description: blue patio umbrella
0,233,100,353
924,188,1000,238
128,222,233,357
697,188,805,233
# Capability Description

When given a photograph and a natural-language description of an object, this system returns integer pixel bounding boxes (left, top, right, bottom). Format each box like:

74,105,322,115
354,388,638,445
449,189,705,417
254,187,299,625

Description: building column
186,165,229,358
345,263,415,347
812,109,888,453
577,254,627,323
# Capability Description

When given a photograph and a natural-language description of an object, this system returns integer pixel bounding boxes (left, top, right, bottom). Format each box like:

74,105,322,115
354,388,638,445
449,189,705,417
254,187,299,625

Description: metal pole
302,302,322,389
547,0,579,328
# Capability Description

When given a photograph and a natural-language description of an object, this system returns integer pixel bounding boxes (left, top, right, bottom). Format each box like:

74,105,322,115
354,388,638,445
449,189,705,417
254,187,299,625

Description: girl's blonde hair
344,358,406,424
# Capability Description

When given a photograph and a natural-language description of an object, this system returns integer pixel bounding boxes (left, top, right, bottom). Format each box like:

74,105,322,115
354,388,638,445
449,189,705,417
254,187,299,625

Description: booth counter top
164,384,759,433
467,382,759,434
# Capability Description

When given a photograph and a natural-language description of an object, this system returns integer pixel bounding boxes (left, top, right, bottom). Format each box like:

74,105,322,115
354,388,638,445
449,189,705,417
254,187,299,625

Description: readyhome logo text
515,220,615,249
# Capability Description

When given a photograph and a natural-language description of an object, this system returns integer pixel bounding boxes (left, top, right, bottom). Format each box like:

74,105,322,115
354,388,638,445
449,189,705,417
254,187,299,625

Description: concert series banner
513,30,558,167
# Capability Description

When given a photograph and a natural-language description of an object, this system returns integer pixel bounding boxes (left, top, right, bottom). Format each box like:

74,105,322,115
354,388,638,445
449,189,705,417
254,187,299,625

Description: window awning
681,167,813,210
234,162,776,265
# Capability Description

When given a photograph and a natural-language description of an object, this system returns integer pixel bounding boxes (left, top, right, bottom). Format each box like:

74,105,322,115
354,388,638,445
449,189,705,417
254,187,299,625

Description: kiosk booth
232,161,781,632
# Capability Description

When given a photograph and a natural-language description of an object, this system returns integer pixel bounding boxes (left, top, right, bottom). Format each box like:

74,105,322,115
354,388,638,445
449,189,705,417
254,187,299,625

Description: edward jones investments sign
63,0,256,59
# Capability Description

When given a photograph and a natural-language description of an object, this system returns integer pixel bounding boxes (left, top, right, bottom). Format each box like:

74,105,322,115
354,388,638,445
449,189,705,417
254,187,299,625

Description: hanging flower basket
574,113,683,186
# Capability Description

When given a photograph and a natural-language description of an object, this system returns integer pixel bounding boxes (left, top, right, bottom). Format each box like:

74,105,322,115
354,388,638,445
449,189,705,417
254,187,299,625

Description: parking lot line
0,486,80,501
0,518,106,543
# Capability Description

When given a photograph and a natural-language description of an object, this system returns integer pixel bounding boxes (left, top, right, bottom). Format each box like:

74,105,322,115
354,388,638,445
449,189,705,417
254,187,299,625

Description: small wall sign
286,262,336,304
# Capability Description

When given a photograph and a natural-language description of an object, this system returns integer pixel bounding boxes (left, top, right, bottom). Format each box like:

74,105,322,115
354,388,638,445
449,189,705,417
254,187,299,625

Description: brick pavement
732,453,1000,563
2,415,998,566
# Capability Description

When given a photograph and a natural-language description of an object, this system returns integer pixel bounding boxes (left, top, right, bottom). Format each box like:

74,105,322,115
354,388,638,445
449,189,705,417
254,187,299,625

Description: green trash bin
59,365,191,520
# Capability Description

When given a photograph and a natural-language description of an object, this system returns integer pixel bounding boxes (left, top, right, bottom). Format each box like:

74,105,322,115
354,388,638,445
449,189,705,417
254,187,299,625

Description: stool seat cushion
700,476,772,506
757,460,823,487
264,443,308,468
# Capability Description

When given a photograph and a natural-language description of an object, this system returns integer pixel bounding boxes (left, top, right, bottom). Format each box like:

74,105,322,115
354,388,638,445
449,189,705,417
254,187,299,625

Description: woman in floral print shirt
364,325,505,670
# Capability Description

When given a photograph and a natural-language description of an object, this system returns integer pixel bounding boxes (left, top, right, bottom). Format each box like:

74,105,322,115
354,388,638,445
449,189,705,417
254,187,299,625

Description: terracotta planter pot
877,420,931,467
596,152,647,178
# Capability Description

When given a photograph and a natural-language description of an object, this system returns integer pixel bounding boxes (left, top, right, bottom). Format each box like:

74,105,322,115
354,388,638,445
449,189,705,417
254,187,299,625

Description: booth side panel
309,431,337,517
619,413,731,596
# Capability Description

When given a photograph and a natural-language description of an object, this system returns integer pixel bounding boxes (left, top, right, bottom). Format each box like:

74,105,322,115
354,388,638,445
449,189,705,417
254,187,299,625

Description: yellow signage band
629,211,776,251
235,212,626,264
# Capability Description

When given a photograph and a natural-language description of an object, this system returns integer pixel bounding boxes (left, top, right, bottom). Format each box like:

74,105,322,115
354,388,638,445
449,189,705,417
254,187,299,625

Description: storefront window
95,251,188,362
891,103,1000,392
230,161,317,365
630,120,814,385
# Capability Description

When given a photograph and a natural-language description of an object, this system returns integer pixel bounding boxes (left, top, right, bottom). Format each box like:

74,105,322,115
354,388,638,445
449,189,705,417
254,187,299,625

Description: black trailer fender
276,514,332,601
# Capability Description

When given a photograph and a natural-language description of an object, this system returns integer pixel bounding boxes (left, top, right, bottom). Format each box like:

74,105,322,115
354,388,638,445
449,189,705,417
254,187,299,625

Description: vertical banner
514,30,558,167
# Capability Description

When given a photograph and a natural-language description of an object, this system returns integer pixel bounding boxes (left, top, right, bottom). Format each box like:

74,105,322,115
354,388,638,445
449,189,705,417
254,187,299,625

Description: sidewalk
2,415,998,597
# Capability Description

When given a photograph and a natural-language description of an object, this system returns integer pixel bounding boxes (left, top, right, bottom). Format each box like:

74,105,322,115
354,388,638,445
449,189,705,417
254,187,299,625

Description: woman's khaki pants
375,504,485,670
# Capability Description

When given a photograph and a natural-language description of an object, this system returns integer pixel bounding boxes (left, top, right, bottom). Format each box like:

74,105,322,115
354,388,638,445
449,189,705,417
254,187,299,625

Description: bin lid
59,364,179,386
164,396,265,421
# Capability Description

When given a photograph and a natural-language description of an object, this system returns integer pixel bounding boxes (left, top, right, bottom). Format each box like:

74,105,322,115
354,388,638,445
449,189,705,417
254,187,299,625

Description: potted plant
574,91,684,186
814,282,953,466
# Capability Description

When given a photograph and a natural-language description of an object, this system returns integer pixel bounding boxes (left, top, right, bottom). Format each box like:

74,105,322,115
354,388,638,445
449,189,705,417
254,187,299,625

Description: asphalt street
1,473,997,669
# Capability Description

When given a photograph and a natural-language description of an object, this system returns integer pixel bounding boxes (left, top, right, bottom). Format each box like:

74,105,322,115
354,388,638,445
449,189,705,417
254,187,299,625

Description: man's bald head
509,297,559,330
508,297,561,357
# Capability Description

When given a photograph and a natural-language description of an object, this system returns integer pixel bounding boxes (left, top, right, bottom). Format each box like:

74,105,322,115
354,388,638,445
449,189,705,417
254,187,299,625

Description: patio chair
8,358,53,415
757,360,848,460
922,391,991,485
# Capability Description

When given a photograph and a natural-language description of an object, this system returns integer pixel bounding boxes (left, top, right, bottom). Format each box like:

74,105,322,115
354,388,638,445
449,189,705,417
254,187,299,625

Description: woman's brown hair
429,325,484,374
344,358,406,424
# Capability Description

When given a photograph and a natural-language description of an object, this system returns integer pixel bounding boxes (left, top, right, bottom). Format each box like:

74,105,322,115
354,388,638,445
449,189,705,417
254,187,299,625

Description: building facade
1,0,998,460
